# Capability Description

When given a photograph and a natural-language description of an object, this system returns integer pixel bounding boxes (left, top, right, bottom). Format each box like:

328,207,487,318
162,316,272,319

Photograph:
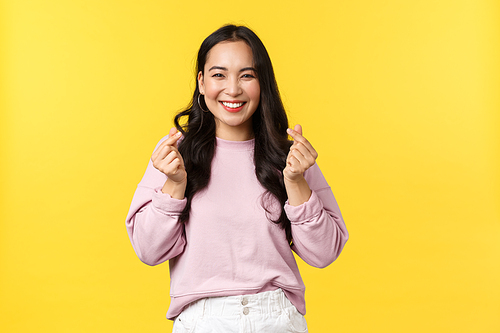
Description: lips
220,101,246,112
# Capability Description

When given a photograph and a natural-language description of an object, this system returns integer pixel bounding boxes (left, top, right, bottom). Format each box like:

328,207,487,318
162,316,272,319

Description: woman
126,24,348,333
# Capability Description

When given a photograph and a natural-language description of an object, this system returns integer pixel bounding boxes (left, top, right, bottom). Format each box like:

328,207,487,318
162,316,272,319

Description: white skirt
172,288,308,333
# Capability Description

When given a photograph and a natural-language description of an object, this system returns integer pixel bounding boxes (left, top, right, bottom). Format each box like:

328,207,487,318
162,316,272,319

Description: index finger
168,127,181,148
287,126,316,155
287,127,308,145
158,128,182,149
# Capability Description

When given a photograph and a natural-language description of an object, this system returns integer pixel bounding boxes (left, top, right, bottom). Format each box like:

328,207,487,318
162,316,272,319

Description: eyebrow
208,66,257,72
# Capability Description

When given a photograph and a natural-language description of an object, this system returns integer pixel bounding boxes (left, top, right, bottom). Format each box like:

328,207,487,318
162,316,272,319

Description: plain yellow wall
1,0,499,332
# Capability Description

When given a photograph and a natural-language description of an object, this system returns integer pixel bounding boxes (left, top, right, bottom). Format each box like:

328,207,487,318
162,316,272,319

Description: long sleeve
125,137,187,266
285,163,349,268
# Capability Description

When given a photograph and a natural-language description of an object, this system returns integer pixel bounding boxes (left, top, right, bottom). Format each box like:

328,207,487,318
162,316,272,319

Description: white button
243,307,249,315
241,298,248,306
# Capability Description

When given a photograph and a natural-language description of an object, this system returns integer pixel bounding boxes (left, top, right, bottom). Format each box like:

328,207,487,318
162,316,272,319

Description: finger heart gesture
283,124,318,182
151,127,187,184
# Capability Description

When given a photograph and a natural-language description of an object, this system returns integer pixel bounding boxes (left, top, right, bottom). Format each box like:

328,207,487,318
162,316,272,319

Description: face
198,41,260,141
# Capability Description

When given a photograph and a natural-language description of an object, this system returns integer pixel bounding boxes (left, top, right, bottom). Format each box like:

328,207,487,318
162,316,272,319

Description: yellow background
1,0,499,332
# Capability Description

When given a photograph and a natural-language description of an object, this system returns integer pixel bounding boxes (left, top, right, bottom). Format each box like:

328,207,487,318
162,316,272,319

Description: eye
241,73,256,79
212,73,224,78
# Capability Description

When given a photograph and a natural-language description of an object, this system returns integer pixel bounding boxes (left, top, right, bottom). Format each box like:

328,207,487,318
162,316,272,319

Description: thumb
169,127,179,147
294,124,302,136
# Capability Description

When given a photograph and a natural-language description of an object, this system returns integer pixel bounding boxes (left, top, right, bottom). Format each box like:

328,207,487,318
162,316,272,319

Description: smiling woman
125,24,349,333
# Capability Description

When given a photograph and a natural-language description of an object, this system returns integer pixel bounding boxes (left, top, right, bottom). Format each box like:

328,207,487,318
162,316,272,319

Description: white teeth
222,102,244,108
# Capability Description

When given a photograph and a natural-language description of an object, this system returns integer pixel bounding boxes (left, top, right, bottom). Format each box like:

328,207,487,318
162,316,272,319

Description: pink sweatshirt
126,136,348,319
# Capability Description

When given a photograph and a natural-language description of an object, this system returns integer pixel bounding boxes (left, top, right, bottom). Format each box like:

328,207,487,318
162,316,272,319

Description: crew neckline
215,137,255,151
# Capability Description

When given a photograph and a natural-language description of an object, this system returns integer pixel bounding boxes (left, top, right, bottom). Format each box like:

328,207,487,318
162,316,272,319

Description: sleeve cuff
284,190,323,224
151,187,187,215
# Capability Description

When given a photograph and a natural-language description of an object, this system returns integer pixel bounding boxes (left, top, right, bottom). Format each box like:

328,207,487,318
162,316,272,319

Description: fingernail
287,128,293,134
175,132,182,137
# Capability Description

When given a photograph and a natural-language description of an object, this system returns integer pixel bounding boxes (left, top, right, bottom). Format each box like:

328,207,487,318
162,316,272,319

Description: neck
215,122,254,141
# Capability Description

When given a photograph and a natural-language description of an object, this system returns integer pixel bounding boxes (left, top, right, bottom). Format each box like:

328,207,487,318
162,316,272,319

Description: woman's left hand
283,124,318,182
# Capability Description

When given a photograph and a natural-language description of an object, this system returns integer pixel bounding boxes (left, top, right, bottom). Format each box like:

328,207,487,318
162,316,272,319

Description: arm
285,163,349,268
283,125,349,268
125,129,188,265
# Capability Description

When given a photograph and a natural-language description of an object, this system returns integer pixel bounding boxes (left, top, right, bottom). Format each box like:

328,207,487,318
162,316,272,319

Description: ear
197,71,205,95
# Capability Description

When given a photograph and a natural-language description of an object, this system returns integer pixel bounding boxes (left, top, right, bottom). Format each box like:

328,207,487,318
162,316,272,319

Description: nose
225,77,242,96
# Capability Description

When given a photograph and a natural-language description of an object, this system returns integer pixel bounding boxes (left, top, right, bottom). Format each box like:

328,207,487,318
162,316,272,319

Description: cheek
204,81,221,99
247,83,261,103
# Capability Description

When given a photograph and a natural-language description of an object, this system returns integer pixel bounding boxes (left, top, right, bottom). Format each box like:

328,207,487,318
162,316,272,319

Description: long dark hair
174,25,292,242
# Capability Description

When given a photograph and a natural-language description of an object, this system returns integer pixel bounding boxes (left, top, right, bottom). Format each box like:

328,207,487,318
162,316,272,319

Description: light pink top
126,137,348,319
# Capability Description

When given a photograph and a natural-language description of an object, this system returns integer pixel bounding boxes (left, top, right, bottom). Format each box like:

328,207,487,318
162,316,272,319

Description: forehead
205,41,254,68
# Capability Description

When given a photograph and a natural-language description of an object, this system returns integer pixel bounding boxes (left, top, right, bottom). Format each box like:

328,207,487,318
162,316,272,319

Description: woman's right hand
151,127,187,199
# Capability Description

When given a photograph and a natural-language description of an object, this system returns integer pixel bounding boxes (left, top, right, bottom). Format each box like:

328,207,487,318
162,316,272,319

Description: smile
221,101,245,108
